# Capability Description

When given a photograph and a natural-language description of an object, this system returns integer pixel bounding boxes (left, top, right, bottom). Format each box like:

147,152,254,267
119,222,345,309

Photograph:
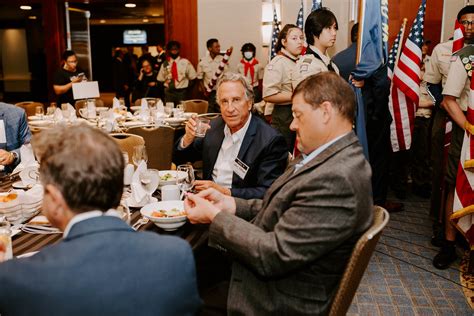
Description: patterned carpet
347,193,474,315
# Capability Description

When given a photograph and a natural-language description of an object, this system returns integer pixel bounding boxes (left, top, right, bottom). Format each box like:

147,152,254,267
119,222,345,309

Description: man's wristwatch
10,151,18,163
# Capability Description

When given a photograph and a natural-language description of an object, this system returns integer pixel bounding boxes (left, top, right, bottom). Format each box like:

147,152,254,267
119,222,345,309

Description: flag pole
393,18,408,69
355,0,364,64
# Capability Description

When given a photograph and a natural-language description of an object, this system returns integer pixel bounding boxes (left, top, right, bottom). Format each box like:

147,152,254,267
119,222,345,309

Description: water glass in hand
176,164,195,196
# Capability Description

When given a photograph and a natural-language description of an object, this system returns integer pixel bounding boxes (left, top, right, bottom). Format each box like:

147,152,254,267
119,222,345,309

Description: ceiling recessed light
28,16,37,19
100,19,106,23
142,18,149,23
125,3,136,8
20,5,32,10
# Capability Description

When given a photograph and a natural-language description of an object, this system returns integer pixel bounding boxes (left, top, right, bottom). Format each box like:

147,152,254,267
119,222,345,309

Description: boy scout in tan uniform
423,40,456,226
293,45,340,87
263,49,298,150
158,56,197,105
197,47,228,113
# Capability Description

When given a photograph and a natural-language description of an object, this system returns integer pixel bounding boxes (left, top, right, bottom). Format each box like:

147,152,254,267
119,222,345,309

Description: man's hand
194,180,231,195
184,193,221,224
195,188,236,214
0,150,14,166
0,239,6,262
350,77,365,88
182,116,198,147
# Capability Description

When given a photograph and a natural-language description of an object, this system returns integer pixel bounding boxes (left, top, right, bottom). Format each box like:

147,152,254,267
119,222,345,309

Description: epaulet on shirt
453,45,474,78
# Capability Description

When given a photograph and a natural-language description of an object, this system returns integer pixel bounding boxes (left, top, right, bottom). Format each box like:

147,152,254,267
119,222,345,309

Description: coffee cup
161,185,180,201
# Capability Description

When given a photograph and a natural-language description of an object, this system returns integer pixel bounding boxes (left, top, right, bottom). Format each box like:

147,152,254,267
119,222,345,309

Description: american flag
296,0,304,29
388,0,426,152
453,19,465,53
451,75,474,246
444,20,465,154
312,0,322,11
270,7,280,60
387,19,407,80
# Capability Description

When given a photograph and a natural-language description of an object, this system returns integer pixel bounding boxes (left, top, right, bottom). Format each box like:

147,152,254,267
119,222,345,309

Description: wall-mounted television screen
123,30,147,44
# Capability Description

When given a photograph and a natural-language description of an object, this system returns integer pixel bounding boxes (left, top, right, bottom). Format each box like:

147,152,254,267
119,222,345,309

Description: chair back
127,126,175,170
182,99,209,114
15,101,44,117
110,133,145,163
328,206,389,316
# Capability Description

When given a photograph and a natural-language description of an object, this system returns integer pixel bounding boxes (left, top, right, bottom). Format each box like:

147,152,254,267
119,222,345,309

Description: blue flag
296,0,304,29
312,0,322,11
350,0,389,160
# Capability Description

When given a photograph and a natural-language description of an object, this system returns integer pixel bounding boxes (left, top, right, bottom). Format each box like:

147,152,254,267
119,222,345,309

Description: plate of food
159,170,187,186
163,117,187,127
140,201,187,231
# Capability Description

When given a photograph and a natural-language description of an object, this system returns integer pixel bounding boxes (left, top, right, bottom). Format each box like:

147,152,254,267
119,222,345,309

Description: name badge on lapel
0,120,6,144
232,158,249,180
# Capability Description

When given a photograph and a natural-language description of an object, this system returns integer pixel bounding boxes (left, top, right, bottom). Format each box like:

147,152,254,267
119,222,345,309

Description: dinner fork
132,217,149,231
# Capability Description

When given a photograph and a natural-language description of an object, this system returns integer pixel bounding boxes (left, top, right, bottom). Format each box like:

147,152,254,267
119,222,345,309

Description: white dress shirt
212,114,252,188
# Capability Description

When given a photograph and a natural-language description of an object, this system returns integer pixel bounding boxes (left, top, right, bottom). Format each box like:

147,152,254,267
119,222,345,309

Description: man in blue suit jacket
174,73,288,200
0,124,201,316
0,102,31,173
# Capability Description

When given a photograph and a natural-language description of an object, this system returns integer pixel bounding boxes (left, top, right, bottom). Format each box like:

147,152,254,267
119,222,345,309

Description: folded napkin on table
12,144,39,174
156,99,164,113
53,108,64,121
112,97,121,109
130,161,148,205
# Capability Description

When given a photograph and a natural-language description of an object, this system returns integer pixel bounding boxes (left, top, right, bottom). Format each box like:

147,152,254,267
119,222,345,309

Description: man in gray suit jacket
185,72,373,315
0,124,201,315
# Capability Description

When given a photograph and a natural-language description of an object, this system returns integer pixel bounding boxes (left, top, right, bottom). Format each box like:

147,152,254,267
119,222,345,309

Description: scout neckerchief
240,58,259,85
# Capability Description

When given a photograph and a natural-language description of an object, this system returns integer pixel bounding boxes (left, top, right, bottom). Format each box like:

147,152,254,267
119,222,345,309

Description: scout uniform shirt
237,58,263,88
423,40,454,88
293,45,340,87
262,48,299,115
157,56,197,89
442,45,474,112
197,54,228,91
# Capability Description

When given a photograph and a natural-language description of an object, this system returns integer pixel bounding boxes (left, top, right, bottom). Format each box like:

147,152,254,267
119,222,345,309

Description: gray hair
216,72,254,104
33,123,124,213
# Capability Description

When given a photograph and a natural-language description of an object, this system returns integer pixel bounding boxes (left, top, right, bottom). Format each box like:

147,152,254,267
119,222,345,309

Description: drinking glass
0,220,13,261
165,102,174,116
140,169,160,198
195,117,210,137
35,106,44,120
176,164,195,199
147,99,156,110
117,201,131,225
46,102,57,116
132,145,148,167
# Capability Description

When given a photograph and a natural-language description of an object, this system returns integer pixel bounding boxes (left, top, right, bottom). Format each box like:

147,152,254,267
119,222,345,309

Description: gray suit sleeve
208,172,359,278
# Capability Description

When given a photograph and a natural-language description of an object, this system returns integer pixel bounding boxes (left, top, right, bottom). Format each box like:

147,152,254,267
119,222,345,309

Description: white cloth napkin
112,97,120,109
19,166,39,186
53,108,64,121
18,184,43,204
156,99,164,113
67,103,77,121
141,98,148,110
130,161,148,204
12,144,38,174
86,100,96,118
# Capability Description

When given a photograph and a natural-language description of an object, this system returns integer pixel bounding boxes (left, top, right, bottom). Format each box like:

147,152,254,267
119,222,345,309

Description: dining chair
182,99,209,114
15,101,44,117
110,133,145,164
127,126,175,170
328,206,389,316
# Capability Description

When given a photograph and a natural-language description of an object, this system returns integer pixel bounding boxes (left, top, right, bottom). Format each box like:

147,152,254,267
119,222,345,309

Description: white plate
159,170,187,186
17,251,39,258
28,115,53,121
140,201,187,231
28,120,53,126
125,196,157,208
12,181,32,190
163,118,186,127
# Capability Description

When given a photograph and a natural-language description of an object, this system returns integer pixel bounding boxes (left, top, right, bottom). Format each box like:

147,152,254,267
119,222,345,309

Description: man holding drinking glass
174,72,288,200
0,102,31,173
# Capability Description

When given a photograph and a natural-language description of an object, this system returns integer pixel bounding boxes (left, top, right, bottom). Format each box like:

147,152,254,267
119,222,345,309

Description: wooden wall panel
388,0,444,52
164,0,198,66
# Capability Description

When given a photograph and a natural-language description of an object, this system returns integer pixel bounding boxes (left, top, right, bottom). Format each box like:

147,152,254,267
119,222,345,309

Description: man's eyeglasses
66,59,78,64
460,20,474,27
